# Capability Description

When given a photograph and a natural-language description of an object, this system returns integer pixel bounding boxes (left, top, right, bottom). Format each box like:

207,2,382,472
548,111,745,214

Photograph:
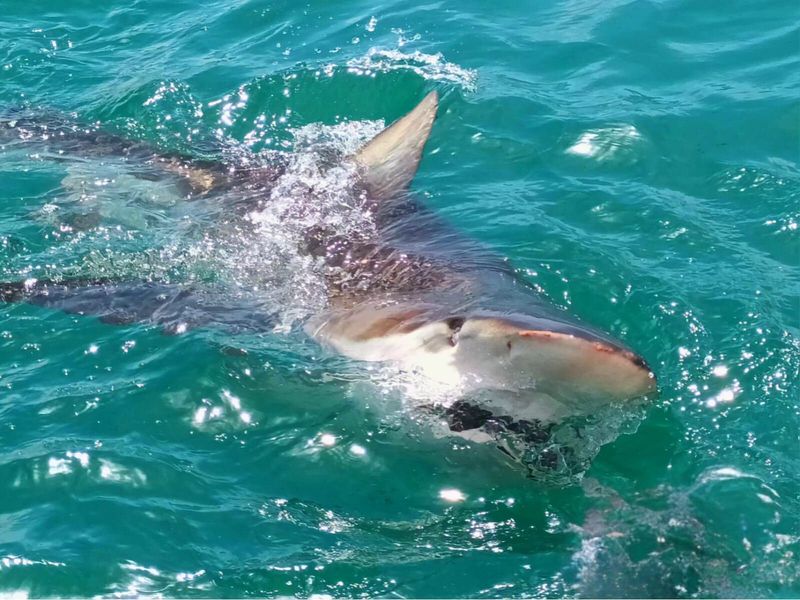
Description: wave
346,48,477,92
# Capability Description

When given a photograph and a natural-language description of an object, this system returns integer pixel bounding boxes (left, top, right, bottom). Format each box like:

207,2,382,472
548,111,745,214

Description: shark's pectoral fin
1,277,280,334
2,109,232,199
352,91,438,199
1,278,197,330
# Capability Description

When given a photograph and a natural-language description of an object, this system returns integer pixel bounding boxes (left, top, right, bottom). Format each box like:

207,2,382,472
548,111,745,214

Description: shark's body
1,92,656,461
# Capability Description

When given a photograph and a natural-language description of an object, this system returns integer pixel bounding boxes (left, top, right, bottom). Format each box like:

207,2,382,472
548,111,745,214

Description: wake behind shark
0,92,656,472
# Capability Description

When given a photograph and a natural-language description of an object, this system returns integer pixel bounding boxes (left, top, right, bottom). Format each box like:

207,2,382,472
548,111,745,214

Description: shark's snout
451,314,657,405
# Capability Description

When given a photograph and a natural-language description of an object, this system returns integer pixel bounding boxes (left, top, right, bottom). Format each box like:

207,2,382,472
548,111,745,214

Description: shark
0,91,657,469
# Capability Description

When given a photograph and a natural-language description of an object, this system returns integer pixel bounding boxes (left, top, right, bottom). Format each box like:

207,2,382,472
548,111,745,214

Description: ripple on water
573,472,800,597
5,450,147,494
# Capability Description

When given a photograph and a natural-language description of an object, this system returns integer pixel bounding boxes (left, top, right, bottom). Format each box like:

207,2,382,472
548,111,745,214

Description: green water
1,0,798,597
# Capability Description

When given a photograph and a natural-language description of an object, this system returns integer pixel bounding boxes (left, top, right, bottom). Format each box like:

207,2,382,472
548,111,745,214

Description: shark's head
310,300,656,482
311,302,657,421
445,313,656,402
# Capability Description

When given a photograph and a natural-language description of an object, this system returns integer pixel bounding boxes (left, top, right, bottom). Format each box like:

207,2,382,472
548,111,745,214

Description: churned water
0,0,798,597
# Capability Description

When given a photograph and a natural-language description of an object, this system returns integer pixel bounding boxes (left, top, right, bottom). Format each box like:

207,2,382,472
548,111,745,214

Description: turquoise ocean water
1,0,798,597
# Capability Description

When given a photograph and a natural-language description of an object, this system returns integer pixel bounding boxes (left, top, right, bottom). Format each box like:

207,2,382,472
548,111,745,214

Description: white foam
349,443,366,456
439,488,466,502
223,119,381,328
699,466,750,483
566,125,642,161
290,119,384,155
319,433,337,446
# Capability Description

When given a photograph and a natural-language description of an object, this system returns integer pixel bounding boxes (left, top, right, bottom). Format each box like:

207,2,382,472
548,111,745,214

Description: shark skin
0,92,657,450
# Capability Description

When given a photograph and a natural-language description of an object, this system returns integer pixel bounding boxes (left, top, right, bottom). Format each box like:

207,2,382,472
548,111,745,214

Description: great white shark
0,91,656,466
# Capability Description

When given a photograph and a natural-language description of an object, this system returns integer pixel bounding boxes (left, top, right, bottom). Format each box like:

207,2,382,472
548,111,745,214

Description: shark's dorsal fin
353,90,438,199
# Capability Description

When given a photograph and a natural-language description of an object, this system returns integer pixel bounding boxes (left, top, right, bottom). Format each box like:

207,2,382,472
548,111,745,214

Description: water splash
212,119,382,329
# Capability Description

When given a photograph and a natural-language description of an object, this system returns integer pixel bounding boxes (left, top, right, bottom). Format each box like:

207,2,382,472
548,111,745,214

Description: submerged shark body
0,93,656,469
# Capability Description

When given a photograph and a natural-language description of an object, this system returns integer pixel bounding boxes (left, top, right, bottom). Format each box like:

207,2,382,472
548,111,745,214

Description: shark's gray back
1,95,555,331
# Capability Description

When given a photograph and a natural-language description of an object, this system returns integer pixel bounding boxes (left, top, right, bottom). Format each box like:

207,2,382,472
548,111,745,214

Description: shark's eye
445,316,465,332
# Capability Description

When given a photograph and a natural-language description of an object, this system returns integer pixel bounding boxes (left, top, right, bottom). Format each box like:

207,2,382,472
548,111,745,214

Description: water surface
0,0,798,597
